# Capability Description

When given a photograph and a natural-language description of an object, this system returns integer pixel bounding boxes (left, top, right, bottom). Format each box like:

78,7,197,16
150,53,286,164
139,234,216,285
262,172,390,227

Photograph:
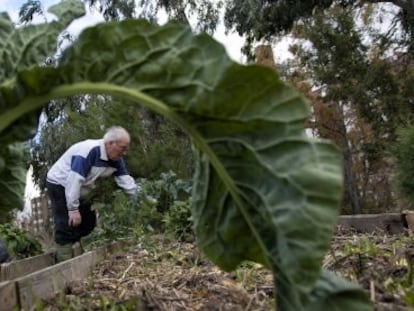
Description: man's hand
129,191,157,207
143,194,157,206
68,209,82,227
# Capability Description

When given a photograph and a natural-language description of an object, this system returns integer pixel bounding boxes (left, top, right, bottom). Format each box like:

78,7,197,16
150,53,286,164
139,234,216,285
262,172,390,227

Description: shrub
85,171,193,247
0,223,42,259
163,199,193,241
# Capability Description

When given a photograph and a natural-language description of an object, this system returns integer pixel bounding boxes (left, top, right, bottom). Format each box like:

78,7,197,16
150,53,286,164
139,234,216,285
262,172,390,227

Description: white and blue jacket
47,139,139,211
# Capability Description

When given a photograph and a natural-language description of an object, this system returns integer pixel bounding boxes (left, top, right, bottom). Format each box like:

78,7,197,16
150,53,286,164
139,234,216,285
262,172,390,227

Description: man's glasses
116,142,128,153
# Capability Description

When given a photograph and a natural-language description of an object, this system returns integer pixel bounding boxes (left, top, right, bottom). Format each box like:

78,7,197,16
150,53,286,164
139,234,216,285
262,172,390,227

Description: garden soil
41,230,410,310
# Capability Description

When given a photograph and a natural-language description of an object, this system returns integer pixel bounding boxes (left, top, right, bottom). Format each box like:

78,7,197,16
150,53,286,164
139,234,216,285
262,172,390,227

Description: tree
285,6,367,213
224,0,414,57
284,4,414,213
84,0,222,33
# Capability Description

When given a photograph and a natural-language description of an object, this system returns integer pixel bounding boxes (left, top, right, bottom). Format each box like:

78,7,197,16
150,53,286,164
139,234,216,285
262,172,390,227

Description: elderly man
46,126,139,262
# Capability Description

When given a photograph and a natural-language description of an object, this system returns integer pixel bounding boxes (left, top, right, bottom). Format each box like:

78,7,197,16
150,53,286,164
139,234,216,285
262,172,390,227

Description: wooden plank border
0,239,130,282
16,251,98,309
0,240,128,311
0,281,18,310
338,213,406,234
0,252,55,281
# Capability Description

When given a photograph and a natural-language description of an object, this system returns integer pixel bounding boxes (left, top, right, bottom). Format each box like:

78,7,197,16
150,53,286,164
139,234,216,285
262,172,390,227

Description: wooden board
338,213,405,234
0,240,128,310
16,251,97,310
0,281,18,310
14,240,129,310
0,252,55,281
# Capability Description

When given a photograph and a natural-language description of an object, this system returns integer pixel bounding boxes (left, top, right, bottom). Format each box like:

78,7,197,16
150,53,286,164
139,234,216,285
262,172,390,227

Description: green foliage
0,223,42,259
0,0,85,219
287,5,414,213
86,191,142,247
224,0,414,57
328,232,414,308
18,0,43,23
142,171,194,240
134,117,193,179
130,171,192,235
0,1,371,310
343,237,379,257
86,0,135,21
140,171,192,213
225,0,337,58
0,143,27,222
404,288,414,307
393,125,414,206
87,171,192,246
83,0,221,34
163,200,193,241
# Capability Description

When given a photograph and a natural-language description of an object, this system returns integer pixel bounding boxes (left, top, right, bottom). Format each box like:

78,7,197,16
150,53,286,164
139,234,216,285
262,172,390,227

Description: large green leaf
307,270,372,310
0,1,371,309
0,143,26,220
0,0,85,144
0,0,84,218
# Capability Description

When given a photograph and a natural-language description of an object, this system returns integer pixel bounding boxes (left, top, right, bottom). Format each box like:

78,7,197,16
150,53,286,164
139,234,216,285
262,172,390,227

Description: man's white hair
103,126,130,143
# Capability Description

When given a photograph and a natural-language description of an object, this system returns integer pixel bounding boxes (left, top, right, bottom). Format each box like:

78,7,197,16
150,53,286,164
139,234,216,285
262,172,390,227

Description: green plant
132,190,164,234
86,172,192,247
0,143,28,223
0,223,42,259
404,285,414,306
0,1,371,309
139,171,192,213
127,171,193,234
163,199,193,241
136,117,194,179
343,237,379,257
86,191,143,247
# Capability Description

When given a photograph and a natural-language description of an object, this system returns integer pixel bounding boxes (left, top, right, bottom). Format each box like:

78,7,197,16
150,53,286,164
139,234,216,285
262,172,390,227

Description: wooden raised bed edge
338,213,408,235
0,252,55,282
0,241,128,310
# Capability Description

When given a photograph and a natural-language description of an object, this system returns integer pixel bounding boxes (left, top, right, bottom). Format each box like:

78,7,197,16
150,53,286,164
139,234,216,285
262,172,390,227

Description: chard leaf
0,0,85,143
0,143,26,220
0,0,84,218
0,1,372,310
307,269,373,310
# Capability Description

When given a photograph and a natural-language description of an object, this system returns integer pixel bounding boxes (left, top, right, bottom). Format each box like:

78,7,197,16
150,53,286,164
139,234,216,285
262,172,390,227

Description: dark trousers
46,182,96,245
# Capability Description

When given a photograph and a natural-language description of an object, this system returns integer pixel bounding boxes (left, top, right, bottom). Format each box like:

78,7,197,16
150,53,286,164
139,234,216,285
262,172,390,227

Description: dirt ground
326,227,413,311
40,229,414,310
42,236,274,310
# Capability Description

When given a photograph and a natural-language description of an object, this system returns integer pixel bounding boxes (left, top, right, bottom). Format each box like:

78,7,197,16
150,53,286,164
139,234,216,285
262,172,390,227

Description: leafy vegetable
0,0,85,217
0,1,372,309
0,143,27,221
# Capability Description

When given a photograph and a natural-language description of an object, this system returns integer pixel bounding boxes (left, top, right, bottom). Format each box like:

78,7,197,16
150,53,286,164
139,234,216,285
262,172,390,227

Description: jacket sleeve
115,174,140,195
65,154,90,211
65,171,85,211
113,158,140,195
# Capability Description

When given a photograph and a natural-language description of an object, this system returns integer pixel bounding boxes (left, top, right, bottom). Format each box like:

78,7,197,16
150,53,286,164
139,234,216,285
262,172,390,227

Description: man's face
106,138,129,161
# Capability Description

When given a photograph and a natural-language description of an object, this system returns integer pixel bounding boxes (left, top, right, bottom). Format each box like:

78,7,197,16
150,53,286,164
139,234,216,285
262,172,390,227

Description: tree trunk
335,103,361,214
